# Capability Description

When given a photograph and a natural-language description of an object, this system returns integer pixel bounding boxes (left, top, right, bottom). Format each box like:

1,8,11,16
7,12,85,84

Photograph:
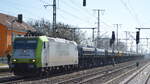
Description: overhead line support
44,0,57,37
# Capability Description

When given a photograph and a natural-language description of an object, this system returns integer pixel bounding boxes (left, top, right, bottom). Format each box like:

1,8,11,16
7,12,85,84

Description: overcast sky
1,0,150,52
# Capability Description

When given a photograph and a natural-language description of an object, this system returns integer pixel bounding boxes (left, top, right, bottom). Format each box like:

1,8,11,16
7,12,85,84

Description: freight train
10,36,144,76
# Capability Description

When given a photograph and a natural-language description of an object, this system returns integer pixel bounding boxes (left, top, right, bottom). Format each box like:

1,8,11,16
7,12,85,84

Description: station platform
120,62,150,84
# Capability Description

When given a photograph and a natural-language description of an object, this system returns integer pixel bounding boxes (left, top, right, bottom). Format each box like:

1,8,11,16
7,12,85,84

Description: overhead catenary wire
126,0,142,27
69,0,97,21
120,0,142,27
101,21,113,28
60,0,96,23
0,1,88,26
37,0,94,27
58,8,92,25
1,0,111,29
61,0,113,32
40,0,111,28
67,0,112,29
61,0,114,34
38,0,49,4
57,12,66,22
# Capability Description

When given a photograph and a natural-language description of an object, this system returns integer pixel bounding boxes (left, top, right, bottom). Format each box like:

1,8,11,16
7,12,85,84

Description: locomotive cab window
14,39,37,49
13,39,37,59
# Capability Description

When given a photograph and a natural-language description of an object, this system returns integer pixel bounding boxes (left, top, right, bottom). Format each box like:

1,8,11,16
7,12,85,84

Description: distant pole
114,24,121,50
73,28,75,41
115,24,119,49
98,10,100,37
147,38,148,48
92,28,95,42
117,24,118,48
136,44,138,53
124,31,128,52
44,0,57,37
94,9,105,48
92,28,95,46
53,0,57,37
94,9,105,38
146,38,150,54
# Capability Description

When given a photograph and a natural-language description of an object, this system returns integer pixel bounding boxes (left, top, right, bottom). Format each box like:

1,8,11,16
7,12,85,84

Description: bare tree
27,19,127,51
27,19,85,44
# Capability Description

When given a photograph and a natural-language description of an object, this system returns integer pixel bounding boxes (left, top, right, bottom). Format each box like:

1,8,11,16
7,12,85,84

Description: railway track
30,60,143,84
0,76,26,83
0,59,148,84
53,59,149,84
118,62,150,84
55,63,136,84
145,71,150,84
0,72,29,84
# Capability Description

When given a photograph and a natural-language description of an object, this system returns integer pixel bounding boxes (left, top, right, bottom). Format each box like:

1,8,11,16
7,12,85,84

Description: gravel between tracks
87,59,150,84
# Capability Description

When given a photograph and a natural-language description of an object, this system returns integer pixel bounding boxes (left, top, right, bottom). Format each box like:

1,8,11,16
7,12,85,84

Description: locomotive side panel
41,38,78,67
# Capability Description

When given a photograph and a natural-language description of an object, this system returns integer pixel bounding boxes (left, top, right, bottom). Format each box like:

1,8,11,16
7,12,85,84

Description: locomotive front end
10,37,39,75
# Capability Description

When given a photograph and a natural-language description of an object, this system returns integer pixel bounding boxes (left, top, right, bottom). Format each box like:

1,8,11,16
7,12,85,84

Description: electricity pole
124,31,129,52
93,9,105,38
114,24,121,50
97,10,100,37
53,0,56,36
44,0,57,37
93,9,105,48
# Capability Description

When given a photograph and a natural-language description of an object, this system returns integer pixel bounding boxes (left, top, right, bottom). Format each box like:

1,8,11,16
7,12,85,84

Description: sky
1,0,150,52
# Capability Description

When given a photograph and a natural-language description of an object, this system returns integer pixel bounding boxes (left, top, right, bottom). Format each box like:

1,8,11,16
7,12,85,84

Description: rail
55,63,136,84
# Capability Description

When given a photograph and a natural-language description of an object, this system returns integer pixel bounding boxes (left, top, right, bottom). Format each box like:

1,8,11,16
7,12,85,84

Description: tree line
27,19,127,51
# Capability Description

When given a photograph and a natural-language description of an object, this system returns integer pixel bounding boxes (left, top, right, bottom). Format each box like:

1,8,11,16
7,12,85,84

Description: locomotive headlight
32,59,36,62
13,59,16,62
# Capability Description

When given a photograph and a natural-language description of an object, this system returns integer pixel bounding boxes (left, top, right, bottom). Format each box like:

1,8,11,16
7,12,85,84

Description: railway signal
136,31,140,44
112,31,115,41
83,0,86,6
110,39,113,47
110,31,115,47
